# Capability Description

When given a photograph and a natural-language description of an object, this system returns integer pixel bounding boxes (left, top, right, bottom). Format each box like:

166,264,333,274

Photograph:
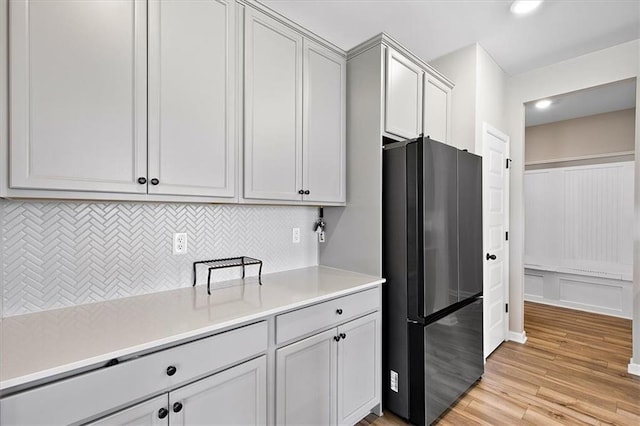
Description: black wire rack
193,256,263,295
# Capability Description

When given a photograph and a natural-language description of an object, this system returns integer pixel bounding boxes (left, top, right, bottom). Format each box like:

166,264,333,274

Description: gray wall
0,200,318,317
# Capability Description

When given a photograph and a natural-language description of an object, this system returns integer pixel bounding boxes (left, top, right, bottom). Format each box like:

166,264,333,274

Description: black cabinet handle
166,365,177,376
173,402,183,413
304,190,310,195
137,177,147,185
336,309,343,315
333,335,341,342
150,178,159,185
158,408,169,419
486,253,497,261
340,333,346,339
298,189,304,194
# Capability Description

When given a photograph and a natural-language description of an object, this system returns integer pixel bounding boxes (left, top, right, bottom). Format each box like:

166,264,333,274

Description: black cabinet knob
150,178,160,185
304,190,310,195
173,402,183,413
137,177,147,185
298,189,304,194
336,309,343,315
158,408,169,419
486,253,497,261
333,335,341,342
166,365,177,376
340,333,346,339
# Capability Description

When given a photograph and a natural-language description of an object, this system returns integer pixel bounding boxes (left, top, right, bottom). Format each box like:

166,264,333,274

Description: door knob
137,177,147,185
486,253,497,261
166,365,177,376
173,402,183,413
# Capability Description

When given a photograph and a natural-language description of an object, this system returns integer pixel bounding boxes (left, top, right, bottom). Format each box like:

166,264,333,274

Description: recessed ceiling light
510,0,543,15
535,99,552,109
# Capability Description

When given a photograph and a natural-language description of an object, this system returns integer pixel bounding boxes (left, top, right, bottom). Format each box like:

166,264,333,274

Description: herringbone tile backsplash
0,200,318,317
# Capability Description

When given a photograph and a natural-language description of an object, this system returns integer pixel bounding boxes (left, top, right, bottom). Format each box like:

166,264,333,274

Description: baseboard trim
507,330,528,344
628,360,640,377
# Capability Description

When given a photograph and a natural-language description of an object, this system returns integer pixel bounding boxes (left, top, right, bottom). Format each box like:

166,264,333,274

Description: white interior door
481,123,510,358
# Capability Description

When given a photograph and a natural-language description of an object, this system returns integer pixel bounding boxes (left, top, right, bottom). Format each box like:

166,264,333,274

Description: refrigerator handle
406,140,425,323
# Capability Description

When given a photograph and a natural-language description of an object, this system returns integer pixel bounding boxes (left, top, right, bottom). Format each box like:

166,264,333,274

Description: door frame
480,122,511,358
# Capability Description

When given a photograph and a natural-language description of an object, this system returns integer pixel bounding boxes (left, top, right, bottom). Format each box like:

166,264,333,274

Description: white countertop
0,266,384,392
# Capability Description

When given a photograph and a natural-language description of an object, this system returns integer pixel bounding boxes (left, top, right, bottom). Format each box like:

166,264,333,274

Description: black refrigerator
382,136,484,425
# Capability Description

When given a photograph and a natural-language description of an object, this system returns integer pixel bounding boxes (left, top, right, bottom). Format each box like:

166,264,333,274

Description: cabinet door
170,356,267,426
385,48,423,140
147,0,235,198
302,40,346,203
88,395,169,426
244,8,303,201
337,313,380,426
276,328,338,426
9,0,147,193
423,75,452,144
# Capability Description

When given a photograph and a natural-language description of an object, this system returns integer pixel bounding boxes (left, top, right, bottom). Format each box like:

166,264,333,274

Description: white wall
430,43,506,155
634,50,640,375
430,44,478,153
506,39,639,371
475,46,507,150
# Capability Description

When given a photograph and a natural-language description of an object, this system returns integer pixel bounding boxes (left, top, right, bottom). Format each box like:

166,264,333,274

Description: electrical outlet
390,370,399,392
173,233,188,255
292,228,300,243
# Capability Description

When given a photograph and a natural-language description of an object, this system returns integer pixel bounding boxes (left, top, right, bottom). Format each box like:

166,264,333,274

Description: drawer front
276,288,379,345
1,322,267,426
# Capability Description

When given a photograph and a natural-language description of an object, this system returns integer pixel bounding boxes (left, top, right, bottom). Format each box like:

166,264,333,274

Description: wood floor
359,301,640,425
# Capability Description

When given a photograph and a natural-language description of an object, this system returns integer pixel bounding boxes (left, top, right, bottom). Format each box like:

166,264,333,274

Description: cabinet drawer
276,289,379,345
1,321,267,426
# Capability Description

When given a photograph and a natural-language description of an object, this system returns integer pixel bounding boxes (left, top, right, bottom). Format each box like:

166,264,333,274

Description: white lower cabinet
90,356,266,426
276,328,338,426
88,395,169,426
276,312,380,426
337,314,380,426
170,356,267,426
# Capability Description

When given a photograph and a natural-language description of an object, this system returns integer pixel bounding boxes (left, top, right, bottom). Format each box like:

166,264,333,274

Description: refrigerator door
410,298,484,426
422,139,459,316
458,151,483,300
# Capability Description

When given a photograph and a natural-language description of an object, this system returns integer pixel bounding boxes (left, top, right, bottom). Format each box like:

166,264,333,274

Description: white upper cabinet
9,0,147,193
244,8,303,201
147,0,236,198
385,47,423,140
303,40,346,204
423,75,452,144
243,7,346,204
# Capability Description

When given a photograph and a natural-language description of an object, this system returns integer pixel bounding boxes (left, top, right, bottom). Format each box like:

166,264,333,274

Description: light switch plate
292,228,300,243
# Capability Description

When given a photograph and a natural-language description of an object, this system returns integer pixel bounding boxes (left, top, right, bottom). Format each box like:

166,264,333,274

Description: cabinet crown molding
238,0,346,58
347,32,454,89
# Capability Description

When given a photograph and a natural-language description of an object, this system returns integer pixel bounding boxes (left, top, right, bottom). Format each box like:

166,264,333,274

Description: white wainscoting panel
524,268,632,319
524,273,544,299
0,200,318,317
524,169,564,266
525,161,634,279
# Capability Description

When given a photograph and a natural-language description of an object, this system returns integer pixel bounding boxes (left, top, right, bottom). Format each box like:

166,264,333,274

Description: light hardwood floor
359,301,640,425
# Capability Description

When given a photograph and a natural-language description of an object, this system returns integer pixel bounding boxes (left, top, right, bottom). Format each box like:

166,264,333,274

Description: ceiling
525,79,637,127
261,0,640,76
